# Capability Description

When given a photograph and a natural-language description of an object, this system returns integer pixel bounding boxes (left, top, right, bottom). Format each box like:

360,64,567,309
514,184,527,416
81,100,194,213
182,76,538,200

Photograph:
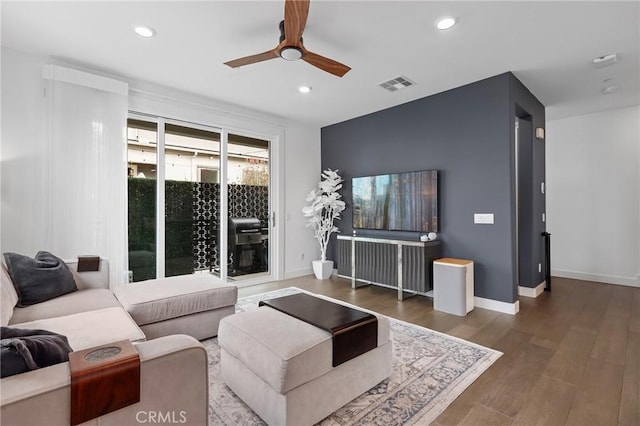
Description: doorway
515,115,535,287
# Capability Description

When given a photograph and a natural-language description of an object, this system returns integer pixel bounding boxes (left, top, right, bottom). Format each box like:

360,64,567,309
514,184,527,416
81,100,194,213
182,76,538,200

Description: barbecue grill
228,217,263,274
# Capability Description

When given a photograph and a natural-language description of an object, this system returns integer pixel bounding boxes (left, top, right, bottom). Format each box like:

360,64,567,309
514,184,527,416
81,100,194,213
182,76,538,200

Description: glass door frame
126,111,283,286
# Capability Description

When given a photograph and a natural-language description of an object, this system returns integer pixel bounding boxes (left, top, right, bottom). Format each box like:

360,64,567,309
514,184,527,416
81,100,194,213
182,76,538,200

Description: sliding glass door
163,122,222,278
127,118,158,282
226,133,270,281
127,116,272,283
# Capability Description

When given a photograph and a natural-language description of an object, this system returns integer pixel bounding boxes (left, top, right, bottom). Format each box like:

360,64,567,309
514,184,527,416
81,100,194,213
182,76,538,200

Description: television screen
352,170,438,232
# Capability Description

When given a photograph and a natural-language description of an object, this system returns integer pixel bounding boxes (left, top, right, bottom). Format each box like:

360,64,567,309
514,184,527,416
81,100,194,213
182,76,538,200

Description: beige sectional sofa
0,259,223,426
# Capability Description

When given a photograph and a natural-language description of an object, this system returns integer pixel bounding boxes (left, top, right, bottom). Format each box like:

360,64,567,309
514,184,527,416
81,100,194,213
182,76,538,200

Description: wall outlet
474,213,494,224
299,252,305,261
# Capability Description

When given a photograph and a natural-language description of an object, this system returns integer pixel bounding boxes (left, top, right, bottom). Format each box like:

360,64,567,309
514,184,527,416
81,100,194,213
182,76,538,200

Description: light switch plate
474,213,494,224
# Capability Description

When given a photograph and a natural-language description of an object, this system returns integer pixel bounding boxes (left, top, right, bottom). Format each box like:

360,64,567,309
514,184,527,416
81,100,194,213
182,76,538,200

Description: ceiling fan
224,0,351,77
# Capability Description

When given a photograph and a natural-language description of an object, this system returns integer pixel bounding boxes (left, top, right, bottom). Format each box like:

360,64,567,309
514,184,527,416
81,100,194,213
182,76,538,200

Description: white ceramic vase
312,260,333,280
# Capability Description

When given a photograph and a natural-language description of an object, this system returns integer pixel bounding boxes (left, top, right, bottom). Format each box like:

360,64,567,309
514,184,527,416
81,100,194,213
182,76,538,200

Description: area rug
204,287,502,425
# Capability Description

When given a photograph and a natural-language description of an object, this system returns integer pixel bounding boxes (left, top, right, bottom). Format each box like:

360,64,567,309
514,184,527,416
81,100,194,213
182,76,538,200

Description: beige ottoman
115,274,237,340
218,295,392,426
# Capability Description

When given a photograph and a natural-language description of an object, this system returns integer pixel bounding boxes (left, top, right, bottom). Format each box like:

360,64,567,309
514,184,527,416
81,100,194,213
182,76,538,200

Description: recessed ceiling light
436,17,457,30
134,26,156,38
298,85,312,94
592,53,617,68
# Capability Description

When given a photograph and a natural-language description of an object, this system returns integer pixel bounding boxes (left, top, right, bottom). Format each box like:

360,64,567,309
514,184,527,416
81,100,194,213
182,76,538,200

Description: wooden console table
336,235,442,300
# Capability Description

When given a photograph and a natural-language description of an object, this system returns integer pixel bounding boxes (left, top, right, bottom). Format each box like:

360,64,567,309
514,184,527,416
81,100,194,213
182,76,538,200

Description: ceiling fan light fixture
436,17,457,30
280,46,303,61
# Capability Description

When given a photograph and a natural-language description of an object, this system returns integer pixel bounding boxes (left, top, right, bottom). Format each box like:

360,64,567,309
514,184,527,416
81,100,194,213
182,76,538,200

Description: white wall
0,46,321,280
283,124,321,278
546,105,640,287
1,47,48,256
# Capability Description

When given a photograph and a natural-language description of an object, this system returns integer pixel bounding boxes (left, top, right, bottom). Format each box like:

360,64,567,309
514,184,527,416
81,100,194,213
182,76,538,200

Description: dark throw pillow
0,327,73,378
3,251,77,307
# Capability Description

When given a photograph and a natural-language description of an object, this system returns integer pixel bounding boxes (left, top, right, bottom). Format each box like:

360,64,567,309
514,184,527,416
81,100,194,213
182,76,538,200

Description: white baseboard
551,269,640,288
518,281,546,298
474,296,520,315
284,267,313,280
292,269,520,315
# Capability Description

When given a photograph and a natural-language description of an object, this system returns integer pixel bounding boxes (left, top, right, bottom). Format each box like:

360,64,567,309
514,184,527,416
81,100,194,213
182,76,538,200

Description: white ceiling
2,1,638,127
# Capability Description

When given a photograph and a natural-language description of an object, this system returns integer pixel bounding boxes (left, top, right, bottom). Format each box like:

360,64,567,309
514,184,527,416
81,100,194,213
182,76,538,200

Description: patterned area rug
205,287,502,425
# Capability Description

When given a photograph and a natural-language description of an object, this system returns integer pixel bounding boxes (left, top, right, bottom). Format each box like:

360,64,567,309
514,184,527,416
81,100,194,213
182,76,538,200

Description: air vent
379,76,416,92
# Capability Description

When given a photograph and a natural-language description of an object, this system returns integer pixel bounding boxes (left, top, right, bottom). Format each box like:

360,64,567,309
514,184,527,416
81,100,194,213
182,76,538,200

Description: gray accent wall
321,72,545,304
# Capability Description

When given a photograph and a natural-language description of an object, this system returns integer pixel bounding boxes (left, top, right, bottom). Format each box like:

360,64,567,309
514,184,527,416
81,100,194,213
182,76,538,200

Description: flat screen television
352,170,438,232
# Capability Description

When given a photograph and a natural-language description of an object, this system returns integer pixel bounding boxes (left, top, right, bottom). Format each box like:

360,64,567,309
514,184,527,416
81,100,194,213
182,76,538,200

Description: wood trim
435,258,473,266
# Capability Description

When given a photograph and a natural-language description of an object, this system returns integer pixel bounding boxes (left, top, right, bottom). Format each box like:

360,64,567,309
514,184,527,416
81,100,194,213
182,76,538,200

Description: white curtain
43,65,128,288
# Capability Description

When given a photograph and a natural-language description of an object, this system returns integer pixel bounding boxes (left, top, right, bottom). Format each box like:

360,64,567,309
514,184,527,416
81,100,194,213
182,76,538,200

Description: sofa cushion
3,252,77,307
10,307,146,351
9,289,121,325
0,327,72,378
114,274,237,326
1,265,19,326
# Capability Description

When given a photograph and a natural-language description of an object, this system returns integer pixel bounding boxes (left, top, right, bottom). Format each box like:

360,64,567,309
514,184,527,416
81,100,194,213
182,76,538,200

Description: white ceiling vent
379,76,416,92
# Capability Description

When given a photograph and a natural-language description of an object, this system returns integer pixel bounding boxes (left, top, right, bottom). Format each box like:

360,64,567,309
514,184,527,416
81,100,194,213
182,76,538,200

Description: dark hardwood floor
238,275,640,426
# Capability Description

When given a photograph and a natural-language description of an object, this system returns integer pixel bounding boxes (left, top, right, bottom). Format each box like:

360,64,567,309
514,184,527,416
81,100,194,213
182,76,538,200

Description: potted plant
302,169,346,279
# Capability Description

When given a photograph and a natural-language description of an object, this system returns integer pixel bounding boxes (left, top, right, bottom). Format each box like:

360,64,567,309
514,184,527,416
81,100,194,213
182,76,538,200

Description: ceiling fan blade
302,49,351,77
284,0,309,46
224,48,279,68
